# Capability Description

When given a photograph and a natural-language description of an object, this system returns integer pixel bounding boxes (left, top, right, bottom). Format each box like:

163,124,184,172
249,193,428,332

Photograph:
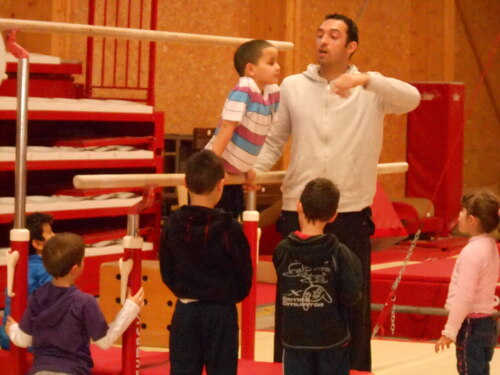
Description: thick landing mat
0,347,372,375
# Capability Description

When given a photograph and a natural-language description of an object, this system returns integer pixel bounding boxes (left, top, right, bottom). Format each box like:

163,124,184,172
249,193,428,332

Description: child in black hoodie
273,178,362,375
160,149,253,375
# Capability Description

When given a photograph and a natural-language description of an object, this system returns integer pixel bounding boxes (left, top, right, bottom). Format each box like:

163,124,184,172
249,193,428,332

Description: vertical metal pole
241,190,259,360
13,58,29,229
246,190,257,212
127,214,139,237
9,56,30,375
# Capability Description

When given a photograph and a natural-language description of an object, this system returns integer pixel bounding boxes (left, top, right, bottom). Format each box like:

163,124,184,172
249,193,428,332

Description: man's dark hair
325,13,359,45
300,178,340,223
26,212,53,255
234,39,274,77
461,191,499,233
42,233,85,278
185,150,225,195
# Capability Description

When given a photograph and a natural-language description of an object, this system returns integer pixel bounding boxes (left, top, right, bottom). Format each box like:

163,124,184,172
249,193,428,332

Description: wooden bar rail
0,18,294,50
73,162,409,189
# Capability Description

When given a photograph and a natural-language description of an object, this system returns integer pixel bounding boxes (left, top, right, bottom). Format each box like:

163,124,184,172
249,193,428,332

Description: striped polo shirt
205,77,280,174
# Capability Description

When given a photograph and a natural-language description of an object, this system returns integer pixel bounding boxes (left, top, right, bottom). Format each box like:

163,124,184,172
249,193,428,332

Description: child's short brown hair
185,150,225,195
461,191,499,233
233,39,274,77
300,178,340,222
42,233,85,278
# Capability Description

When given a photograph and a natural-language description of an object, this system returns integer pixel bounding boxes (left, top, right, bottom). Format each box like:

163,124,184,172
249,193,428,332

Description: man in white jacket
255,13,421,372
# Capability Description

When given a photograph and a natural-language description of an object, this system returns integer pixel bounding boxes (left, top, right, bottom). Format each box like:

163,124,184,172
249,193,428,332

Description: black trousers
283,345,350,375
169,300,238,375
275,208,374,372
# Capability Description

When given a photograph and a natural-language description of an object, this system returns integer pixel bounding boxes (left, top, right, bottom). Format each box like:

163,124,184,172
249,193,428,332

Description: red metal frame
0,111,164,172
8,235,29,375
86,0,158,105
241,215,259,360
6,62,82,75
0,110,156,122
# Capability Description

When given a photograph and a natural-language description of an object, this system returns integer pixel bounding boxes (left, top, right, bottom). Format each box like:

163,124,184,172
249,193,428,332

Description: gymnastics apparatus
2,15,409,375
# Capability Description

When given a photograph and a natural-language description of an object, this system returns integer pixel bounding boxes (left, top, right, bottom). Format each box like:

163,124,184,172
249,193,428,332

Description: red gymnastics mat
91,346,284,375
0,348,372,374
257,280,276,306
0,348,283,375
92,346,373,375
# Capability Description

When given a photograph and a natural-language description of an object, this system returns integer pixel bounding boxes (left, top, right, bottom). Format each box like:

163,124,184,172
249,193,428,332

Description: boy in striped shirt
205,39,281,218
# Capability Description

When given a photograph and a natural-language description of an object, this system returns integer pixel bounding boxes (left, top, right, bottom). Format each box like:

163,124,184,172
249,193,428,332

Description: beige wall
0,0,498,197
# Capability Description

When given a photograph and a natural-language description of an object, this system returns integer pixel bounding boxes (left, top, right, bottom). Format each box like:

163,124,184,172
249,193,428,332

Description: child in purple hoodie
6,233,144,375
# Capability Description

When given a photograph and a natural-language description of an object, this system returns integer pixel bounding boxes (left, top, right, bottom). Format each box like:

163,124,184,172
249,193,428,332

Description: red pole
120,187,154,374
241,210,259,360
8,229,30,375
121,235,143,375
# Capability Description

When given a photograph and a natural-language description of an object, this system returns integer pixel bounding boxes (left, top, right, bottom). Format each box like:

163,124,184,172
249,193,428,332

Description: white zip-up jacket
255,64,421,213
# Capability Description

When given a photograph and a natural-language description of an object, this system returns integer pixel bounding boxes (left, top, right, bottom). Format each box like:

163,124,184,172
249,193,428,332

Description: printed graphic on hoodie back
281,260,333,311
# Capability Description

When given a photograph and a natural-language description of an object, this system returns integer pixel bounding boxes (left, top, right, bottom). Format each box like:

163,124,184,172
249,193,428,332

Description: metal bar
0,18,294,50
9,55,30,375
246,191,257,211
85,0,97,98
127,213,139,236
13,58,29,229
371,303,448,316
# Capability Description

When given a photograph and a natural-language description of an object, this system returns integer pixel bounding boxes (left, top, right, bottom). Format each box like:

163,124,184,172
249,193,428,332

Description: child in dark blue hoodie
6,232,144,375
273,178,362,375
160,150,253,375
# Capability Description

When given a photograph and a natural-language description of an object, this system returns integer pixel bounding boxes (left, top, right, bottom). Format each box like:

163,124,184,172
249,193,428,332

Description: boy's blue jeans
455,315,497,375
0,324,10,350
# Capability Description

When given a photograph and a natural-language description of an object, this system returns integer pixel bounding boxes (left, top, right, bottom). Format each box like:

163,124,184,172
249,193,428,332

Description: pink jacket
442,234,499,341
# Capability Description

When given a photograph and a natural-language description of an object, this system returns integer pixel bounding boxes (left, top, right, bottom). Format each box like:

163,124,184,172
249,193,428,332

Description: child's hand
243,168,260,192
5,315,17,334
127,287,145,308
435,335,453,353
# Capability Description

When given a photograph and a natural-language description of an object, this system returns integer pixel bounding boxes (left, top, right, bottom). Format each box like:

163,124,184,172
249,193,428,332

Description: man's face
316,19,356,66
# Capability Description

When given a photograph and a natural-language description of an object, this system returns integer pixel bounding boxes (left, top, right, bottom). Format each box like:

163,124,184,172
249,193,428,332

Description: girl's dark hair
461,191,499,233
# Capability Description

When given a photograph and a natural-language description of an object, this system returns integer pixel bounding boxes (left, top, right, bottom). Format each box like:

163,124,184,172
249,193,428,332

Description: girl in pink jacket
435,191,499,375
